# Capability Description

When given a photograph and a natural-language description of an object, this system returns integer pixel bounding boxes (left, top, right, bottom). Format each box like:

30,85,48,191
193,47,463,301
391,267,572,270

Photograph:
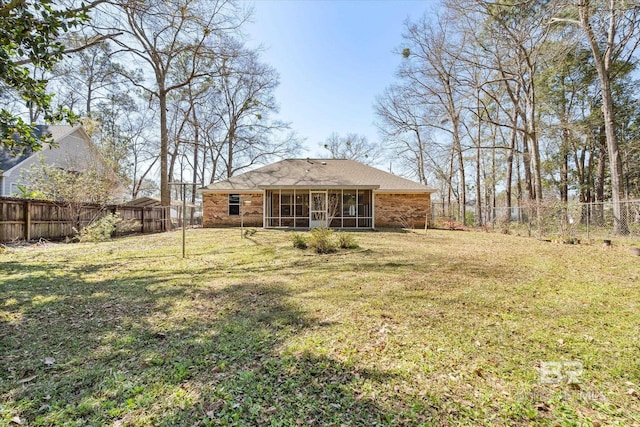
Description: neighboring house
199,158,436,229
0,125,124,199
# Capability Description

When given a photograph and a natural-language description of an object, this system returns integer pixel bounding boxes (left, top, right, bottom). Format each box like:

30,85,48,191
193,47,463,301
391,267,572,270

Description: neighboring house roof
201,159,436,193
0,147,32,174
123,196,197,209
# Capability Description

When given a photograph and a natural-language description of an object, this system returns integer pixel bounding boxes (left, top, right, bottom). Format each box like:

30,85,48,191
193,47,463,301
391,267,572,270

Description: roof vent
321,161,327,165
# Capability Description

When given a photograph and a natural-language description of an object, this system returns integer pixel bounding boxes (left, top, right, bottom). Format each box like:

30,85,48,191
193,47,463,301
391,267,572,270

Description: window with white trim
228,194,240,216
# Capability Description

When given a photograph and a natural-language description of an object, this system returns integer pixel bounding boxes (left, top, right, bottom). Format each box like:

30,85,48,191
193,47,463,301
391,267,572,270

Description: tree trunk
526,84,543,204
227,120,236,178
456,136,466,224
580,0,628,234
415,130,426,185
475,142,482,226
596,127,606,203
503,115,517,224
448,147,454,220
159,87,170,209
560,130,569,203
190,105,200,225
600,80,627,233
521,135,534,200
475,91,482,226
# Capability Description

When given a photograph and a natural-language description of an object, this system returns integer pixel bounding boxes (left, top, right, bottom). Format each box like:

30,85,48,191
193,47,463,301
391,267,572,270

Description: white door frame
309,191,327,228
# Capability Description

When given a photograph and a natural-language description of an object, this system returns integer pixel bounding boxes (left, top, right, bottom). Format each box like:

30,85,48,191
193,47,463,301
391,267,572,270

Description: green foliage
465,211,476,226
290,232,307,249
293,230,359,252
76,213,121,242
13,184,46,200
0,0,89,152
337,232,359,249
308,227,337,254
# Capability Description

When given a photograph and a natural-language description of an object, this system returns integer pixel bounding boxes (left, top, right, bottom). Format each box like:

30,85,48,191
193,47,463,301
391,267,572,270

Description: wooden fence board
0,197,167,242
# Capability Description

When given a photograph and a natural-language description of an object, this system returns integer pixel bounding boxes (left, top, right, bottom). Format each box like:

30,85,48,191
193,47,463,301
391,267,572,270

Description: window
228,194,240,216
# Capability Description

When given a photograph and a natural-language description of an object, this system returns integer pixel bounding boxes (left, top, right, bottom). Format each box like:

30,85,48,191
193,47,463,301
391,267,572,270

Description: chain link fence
431,199,640,242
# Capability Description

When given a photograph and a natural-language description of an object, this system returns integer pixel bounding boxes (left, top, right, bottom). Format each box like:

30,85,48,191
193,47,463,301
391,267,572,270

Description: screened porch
264,189,374,229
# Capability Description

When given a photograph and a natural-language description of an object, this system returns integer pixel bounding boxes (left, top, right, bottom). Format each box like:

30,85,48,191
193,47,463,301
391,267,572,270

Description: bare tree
375,84,432,185
51,37,130,117
204,44,301,179
93,0,248,207
321,132,384,164
390,12,470,223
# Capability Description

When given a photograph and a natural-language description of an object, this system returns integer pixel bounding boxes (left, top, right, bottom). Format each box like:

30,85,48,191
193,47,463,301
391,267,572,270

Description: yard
1,228,639,426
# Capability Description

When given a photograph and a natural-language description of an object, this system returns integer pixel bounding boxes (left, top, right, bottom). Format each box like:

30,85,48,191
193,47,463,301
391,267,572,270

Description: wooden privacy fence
0,197,168,242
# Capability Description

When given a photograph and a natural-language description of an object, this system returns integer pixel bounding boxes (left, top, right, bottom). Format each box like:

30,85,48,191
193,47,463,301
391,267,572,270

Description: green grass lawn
1,228,639,426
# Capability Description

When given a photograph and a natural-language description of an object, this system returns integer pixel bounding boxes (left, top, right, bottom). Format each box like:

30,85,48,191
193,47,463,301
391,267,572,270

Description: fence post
141,208,145,233
24,201,31,240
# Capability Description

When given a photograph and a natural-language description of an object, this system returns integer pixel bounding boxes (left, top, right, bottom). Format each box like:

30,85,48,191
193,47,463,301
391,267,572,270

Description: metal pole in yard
169,182,189,258
182,187,186,257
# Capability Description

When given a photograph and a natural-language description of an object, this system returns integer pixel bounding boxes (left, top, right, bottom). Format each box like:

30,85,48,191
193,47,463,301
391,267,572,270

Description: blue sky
246,0,436,158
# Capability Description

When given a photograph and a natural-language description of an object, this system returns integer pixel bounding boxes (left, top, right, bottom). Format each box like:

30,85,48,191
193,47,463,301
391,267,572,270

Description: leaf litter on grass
1,228,639,425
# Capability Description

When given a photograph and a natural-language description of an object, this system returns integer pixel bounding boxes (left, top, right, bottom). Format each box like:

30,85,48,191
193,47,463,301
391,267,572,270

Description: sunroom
263,188,375,229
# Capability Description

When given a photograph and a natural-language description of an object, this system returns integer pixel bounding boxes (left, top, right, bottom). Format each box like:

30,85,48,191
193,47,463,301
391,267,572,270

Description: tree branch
15,32,123,66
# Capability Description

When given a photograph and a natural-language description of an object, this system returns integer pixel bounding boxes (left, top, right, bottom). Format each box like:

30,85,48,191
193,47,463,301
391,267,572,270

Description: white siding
1,128,107,197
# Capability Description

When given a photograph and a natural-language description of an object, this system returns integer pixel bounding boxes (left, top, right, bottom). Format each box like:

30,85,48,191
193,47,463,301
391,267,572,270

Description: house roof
200,159,436,193
0,147,32,173
0,125,78,174
123,196,197,208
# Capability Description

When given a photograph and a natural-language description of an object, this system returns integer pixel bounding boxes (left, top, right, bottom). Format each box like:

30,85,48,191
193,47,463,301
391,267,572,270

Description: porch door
309,191,327,228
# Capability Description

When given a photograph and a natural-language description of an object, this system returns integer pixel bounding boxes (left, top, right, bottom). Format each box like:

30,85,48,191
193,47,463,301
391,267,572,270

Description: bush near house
290,232,308,249
292,228,360,253
308,227,338,254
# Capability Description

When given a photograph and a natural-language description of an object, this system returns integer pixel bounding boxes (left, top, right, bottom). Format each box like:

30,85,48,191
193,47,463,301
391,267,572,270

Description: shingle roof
0,125,77,173
201,159,436,193
122,196,197,208
0,147,32,173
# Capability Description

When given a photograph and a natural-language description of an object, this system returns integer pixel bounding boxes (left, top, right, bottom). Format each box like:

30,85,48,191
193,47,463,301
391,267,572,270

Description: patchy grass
1,229,639,426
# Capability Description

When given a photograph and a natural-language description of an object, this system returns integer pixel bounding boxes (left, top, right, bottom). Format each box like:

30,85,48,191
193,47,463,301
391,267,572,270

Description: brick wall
203,191,430,229
202,192,263,227
375,193,431,229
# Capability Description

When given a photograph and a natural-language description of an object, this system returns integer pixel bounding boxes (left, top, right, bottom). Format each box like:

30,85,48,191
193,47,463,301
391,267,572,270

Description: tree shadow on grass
0,261,438,426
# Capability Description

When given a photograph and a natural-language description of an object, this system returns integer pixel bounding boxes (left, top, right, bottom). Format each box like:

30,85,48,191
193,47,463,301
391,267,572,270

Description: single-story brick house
199,159,436,229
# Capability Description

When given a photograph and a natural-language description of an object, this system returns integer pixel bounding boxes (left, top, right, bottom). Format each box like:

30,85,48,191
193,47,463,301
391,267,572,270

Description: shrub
290,232,308,249
308,227,337,254
337,232,359,249
118,218,141,234
77,213,121,242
